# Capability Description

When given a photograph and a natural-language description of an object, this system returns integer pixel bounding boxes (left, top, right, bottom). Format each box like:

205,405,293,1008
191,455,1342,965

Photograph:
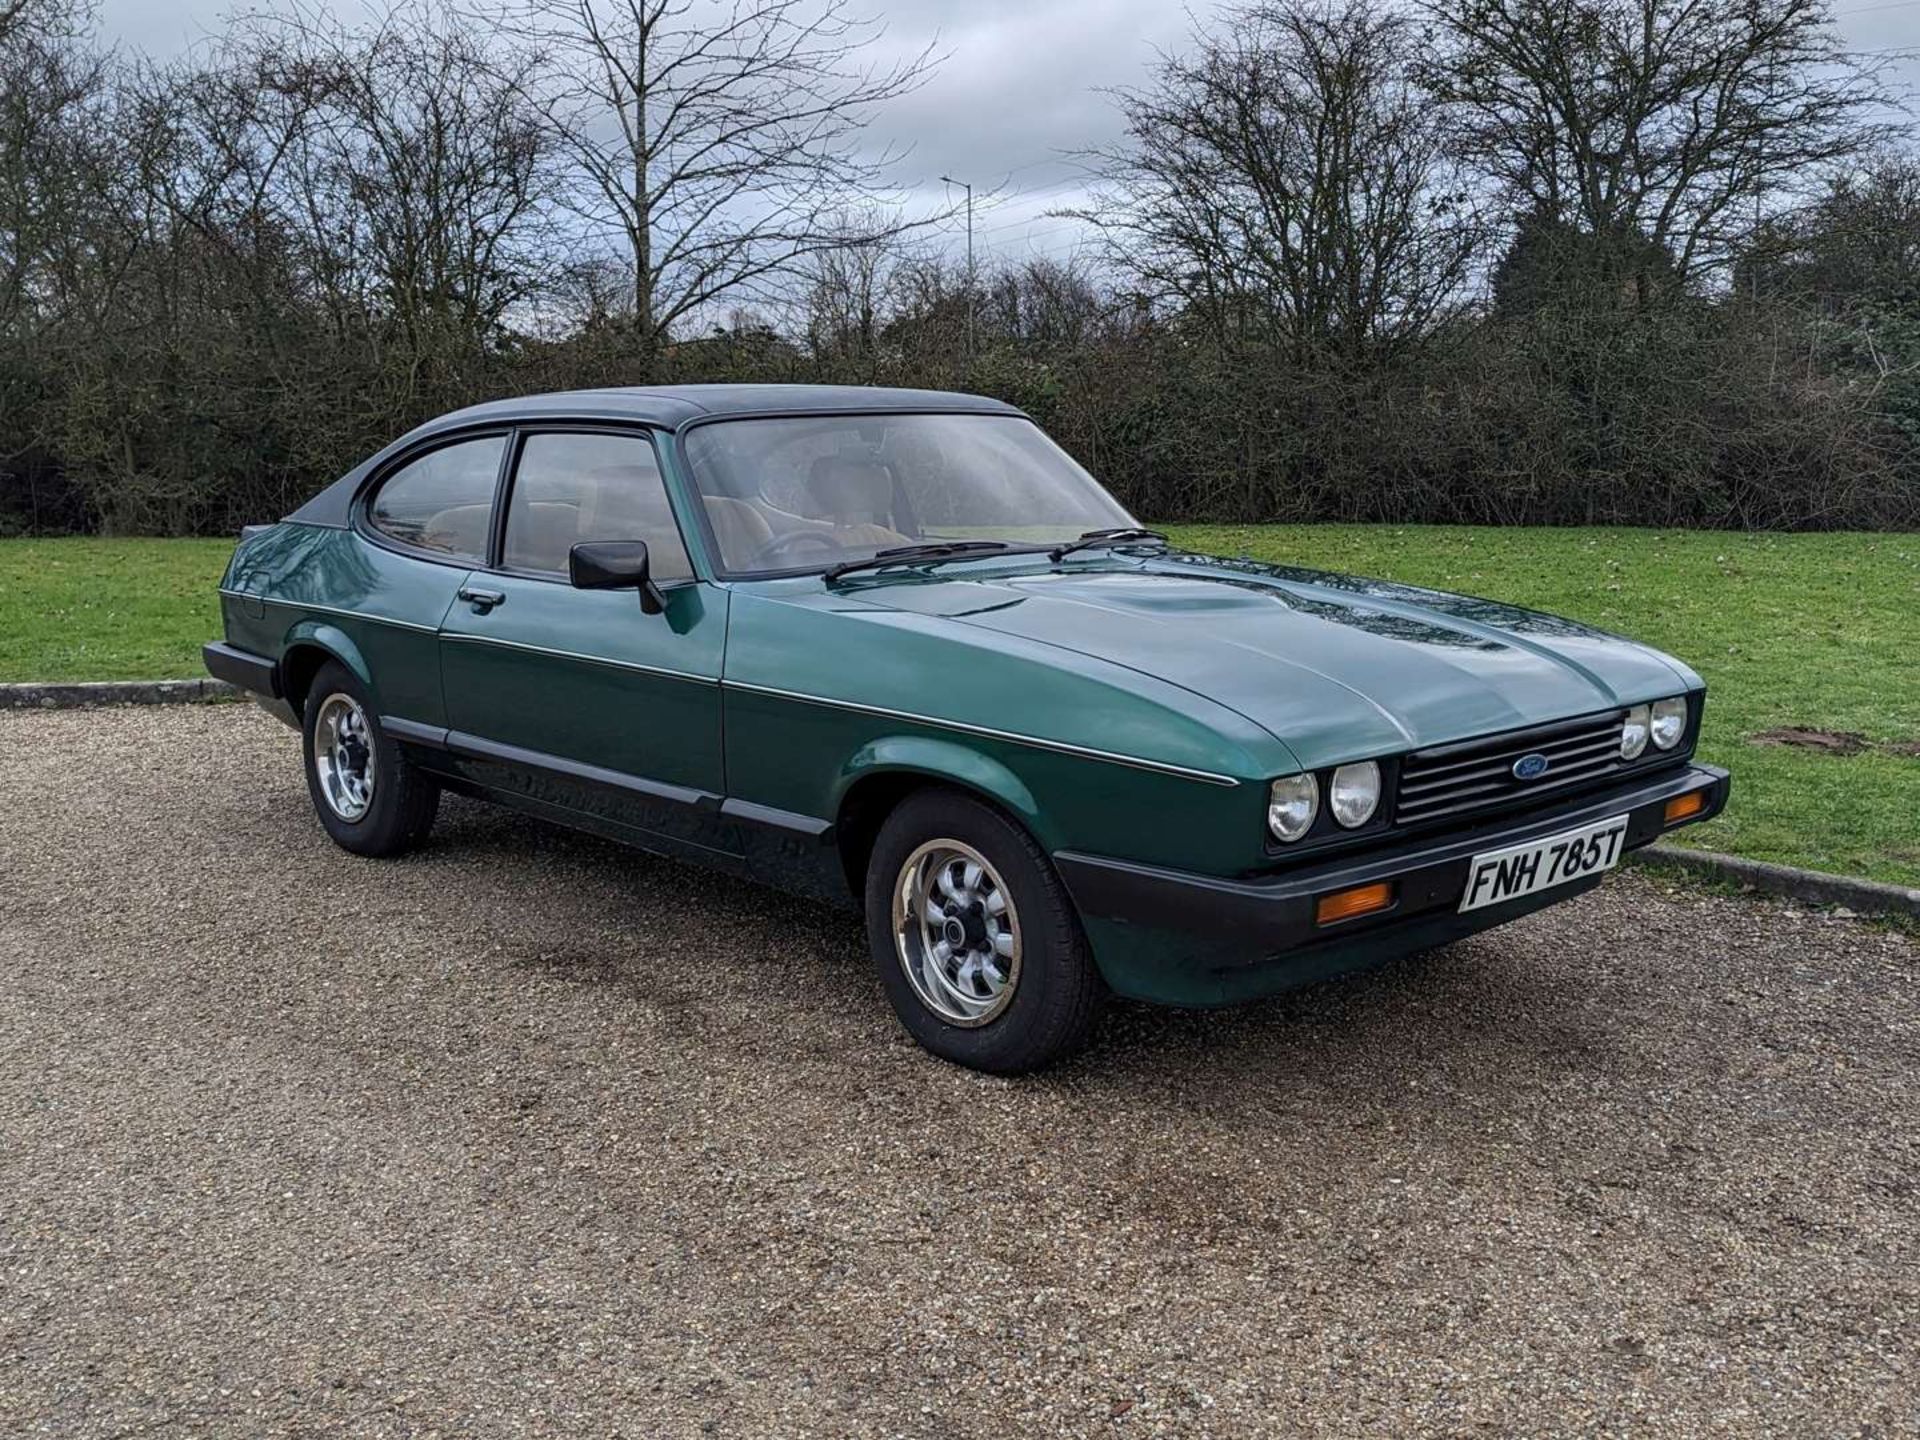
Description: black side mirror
570,540,668,615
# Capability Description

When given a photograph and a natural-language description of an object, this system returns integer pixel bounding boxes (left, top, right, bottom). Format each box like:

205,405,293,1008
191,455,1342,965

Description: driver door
437,427,730,856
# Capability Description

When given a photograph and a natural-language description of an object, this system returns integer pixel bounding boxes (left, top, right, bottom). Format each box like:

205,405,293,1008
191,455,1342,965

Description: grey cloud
89,0,1920,263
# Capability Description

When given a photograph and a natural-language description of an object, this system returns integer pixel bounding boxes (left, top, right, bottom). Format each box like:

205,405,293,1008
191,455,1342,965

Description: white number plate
1459,815,1628,913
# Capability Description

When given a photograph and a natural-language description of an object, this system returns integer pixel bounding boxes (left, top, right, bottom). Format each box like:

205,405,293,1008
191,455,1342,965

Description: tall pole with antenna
941,174,974,359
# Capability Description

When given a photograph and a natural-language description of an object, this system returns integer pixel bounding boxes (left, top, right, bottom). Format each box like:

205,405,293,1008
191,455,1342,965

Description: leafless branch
472,0,945,363
1080,0,1486,363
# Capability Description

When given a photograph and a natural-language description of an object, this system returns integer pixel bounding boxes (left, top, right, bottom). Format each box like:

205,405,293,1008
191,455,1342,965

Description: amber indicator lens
1664,792,1707,825
1316,882,1394,926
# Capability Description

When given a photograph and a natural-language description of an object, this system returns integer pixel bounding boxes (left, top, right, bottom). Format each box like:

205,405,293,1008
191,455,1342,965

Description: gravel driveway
1,705,1914,1437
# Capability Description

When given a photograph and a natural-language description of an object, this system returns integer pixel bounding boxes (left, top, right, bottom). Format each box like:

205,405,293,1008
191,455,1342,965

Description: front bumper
1056,761,1729,1006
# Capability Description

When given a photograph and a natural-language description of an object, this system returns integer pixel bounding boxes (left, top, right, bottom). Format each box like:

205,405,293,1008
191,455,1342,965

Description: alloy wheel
892,839,1022,1026
313,691,376,822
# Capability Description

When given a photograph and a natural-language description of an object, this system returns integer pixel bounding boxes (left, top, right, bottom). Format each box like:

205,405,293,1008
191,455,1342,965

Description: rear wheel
865,790,1104,1073
300,661,439,857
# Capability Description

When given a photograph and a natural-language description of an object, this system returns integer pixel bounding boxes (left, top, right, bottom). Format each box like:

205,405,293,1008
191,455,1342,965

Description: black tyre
300,660,439,857
865,789,1105,1073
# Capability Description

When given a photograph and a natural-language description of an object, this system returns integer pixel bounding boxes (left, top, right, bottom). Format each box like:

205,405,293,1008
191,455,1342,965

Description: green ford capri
206,384,1728,1072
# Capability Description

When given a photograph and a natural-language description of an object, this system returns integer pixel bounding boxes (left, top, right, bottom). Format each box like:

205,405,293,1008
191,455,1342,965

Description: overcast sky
95,0,1919,265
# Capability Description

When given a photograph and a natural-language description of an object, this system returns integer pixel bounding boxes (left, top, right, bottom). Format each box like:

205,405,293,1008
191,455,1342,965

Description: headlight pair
1622,697,1688,759
1268,760,1380,842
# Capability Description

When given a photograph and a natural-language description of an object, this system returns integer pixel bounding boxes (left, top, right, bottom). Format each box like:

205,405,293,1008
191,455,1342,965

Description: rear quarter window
366,436,507,561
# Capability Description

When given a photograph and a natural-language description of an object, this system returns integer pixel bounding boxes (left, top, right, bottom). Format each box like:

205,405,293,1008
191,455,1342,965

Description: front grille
1394,711,1628,827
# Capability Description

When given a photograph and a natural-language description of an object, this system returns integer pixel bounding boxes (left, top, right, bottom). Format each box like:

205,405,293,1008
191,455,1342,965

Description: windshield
680,413,1136,575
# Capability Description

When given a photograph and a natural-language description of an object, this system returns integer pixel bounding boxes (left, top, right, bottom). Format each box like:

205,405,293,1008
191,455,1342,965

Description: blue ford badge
1512,752,1551,780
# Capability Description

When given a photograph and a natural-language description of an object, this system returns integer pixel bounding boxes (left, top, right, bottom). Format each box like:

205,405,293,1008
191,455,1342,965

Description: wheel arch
832,737,1055,898
278,623,373,717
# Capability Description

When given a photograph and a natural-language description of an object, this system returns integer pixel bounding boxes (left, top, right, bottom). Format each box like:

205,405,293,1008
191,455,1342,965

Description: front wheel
865,790,1105,1073
301,661,439,857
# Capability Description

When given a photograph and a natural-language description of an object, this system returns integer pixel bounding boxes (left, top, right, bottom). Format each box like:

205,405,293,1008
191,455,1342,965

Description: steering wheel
747,529,844,570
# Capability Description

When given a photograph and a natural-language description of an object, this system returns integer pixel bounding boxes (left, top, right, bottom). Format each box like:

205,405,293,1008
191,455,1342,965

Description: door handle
458,585,506,614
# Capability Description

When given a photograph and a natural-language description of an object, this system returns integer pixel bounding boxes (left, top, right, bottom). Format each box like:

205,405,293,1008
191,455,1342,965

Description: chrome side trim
719,797,836,842
438,631,718,686
443,728,721,810
223,590,441,636
381,716,450,749
722,680,1241,787
226,591,719,685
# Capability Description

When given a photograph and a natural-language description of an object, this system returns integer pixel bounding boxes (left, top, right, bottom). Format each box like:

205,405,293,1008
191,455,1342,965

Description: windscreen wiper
823,540,1043,583
1046,527,1169,562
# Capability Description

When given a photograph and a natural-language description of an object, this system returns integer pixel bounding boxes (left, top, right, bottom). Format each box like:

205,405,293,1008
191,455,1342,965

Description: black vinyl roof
284,384,1024,527
434,383,1023,428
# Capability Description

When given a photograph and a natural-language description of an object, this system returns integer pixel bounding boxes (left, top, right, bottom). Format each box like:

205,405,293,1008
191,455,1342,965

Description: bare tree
1748,150,1920,310
1083,0,1482,362
480,0,941,370
877,251,970,375
986,257,1108,352
1418,0,1905,287
802,226,891,376
33,1,563,530
268,8,557,384
0,0,113,342
0,0,114,529
0,0,73,47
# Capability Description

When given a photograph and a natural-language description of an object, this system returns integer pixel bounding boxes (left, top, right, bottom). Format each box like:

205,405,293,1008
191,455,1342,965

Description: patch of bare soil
1750,726,1871,755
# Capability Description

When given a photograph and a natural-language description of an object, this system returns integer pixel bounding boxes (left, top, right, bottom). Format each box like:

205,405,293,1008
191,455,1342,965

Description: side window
503,432,693,582
366,436,506,561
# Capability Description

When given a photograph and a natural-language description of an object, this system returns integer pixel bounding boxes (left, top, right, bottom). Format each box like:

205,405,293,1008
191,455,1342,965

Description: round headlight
1650,696,1687,750
1328,760,1381,829
1621,704,1651,760
1268,773,1318,842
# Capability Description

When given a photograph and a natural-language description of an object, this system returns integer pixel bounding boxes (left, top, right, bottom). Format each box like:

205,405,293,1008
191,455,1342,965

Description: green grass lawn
1,538,233,684
4,528,1916,885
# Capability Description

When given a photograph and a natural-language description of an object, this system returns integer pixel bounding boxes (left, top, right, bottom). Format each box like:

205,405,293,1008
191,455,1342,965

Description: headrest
577,465,672,536
806,454,892,517
422,503,491,556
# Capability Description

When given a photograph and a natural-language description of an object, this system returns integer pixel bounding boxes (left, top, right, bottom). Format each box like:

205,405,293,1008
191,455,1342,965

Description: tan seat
573,465,693,581
805,457,911,549
703,496,774,566
504,501,580,573
838,520,913,548
420,503,492,558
